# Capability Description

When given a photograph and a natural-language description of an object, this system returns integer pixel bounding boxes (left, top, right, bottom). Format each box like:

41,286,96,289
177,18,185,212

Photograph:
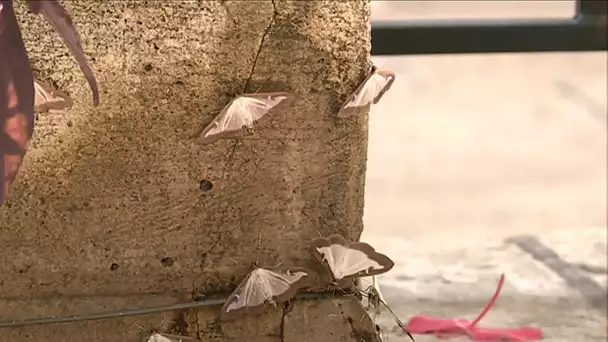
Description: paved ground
362,1,607,341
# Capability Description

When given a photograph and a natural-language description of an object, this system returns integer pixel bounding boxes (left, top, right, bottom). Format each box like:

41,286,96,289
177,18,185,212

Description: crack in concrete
169,310,189,336
279,300,294,342
194,309,202,340
242,0,278,93
191,140,240,303
199,140,239,265
191,1,279,328
336,302,358,341
279,304,287,342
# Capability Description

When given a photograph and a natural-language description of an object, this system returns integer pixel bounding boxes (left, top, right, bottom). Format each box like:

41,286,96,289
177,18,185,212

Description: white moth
34,79,73,112
146,333,200,342
337,66,395,119
311,234,394,282
220,267,314,321
198,92,294,144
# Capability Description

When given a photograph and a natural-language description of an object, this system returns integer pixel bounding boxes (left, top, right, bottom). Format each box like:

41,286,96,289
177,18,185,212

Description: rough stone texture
0,1,374,341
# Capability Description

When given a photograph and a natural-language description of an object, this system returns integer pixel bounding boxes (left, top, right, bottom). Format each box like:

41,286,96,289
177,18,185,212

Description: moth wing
34,80,73,112
319,244,381,280
220,268,309,321
146,333,174,342
198,99,245,144
239,92,292,122
198,93,293,144
238,268,305,306
371,70,395,104
266,268,310,299
337,68,395,118
147,333,201,342
312,235,394,280
337,71,376,118
347,241,394,277
344,246,384,277
26,0,99,106
310,235,343,278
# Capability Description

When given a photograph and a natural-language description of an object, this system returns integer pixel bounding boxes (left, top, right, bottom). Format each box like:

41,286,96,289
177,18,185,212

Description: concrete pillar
0,1,377,340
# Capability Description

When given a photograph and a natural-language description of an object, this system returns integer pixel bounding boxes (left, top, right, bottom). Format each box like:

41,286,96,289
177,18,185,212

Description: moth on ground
146,333,200,342
197,92,295,145
219,267,317,321
34,79,73,112
310,234,395,285
337,65,395,119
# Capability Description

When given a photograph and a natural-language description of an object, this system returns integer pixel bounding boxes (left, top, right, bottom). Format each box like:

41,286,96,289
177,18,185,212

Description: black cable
0,297,226,328
0,292,346,328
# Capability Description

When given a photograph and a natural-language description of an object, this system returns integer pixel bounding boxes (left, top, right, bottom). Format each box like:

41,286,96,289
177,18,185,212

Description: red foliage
0,0,98,206
404,274,544,341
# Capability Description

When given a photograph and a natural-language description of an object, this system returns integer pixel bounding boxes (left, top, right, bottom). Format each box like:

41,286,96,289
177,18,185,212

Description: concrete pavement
361,228,606,341
362,1,607,340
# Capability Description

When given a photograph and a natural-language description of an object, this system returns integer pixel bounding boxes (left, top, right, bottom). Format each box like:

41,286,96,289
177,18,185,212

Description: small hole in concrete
110,263,119,271
199,179,213,192
161,257,174,267
143,63,153,72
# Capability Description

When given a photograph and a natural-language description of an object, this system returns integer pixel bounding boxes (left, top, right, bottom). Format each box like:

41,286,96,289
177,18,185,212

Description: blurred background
361,1,607,341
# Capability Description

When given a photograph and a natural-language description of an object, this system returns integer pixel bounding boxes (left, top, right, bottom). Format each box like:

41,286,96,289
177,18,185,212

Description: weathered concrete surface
361,1,607,340
0,0,376,341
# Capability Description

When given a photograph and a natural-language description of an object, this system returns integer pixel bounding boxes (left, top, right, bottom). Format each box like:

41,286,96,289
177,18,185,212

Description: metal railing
371,0,607,55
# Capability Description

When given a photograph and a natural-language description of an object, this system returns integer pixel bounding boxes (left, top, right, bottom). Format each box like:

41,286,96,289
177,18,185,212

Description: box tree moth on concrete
219,267,316,321
310,234,394,286
337,65,395,119
34,79,73,112
198,92,295,144
146,333,200,342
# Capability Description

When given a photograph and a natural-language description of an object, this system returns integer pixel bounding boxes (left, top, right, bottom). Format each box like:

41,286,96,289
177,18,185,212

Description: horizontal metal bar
578,0,608,16
371,18,607,55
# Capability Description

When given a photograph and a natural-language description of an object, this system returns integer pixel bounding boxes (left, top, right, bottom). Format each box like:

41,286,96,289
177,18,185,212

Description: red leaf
0,0,35,206
404,274,543,341
469,327,544,341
